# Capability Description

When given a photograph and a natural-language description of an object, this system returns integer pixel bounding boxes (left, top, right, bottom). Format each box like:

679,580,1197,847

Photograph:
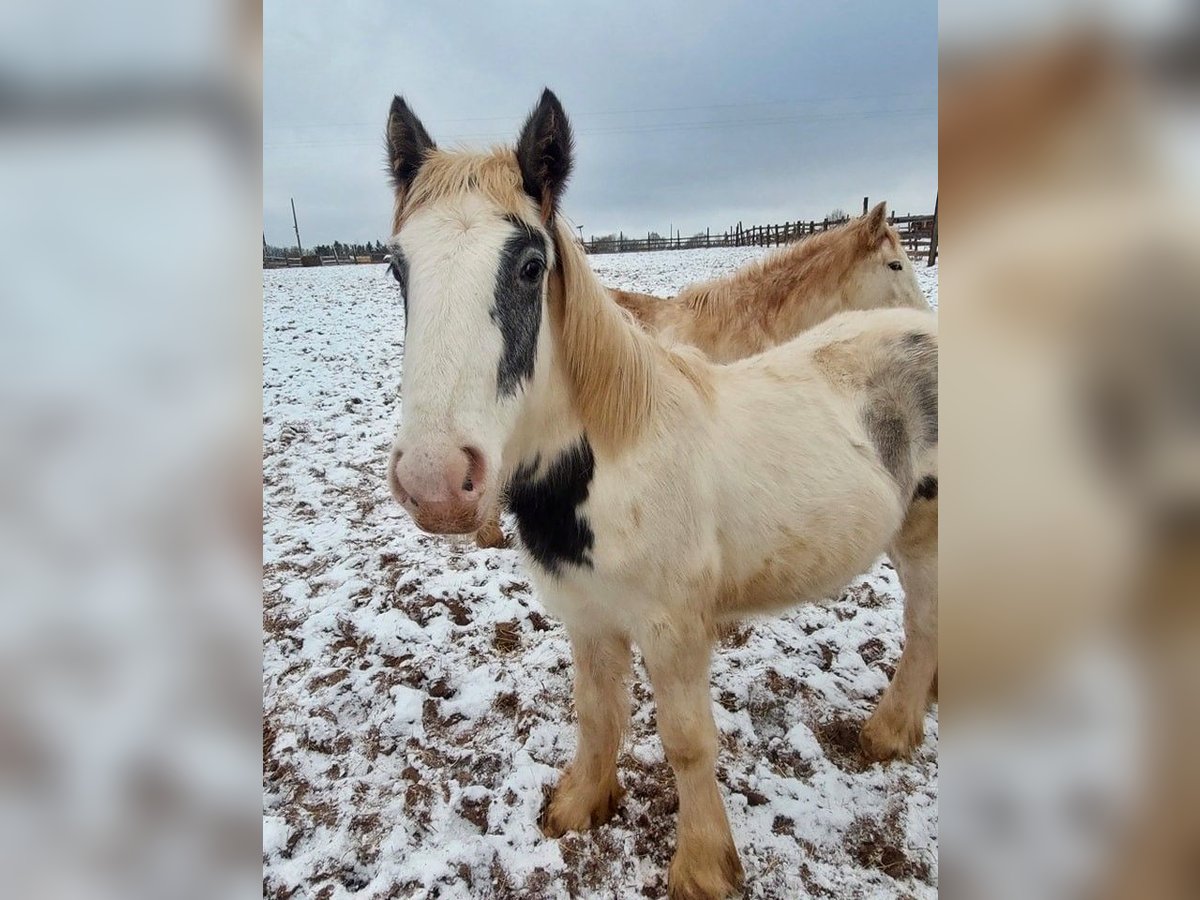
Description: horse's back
802,308,938,496
609,287,666,328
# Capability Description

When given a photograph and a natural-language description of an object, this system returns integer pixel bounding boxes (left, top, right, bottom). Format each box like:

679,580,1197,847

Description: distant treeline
264,240,387,259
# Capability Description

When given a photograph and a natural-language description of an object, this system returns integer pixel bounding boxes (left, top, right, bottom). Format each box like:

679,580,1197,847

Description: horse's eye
521,259,545,281
888,261,903,271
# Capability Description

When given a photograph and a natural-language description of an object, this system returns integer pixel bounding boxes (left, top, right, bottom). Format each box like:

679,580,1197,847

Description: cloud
264,1,936,246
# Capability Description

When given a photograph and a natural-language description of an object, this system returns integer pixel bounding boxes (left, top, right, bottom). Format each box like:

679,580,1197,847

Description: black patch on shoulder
914,475,938,501
506,437,595,575
491,218,547,396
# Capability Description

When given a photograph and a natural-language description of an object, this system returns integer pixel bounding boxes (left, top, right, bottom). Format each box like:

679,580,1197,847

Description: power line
265,90,934,132
265,106,936,150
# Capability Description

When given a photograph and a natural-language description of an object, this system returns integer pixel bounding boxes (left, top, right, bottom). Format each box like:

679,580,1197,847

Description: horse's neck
505,348,585,472
772,280,848,338
678,241,849,341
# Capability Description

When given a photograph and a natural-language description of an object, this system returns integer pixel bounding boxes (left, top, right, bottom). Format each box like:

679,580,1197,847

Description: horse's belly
717,495,903,618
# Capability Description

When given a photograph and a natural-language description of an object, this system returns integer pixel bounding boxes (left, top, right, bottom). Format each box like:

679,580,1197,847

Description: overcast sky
264,1,936,249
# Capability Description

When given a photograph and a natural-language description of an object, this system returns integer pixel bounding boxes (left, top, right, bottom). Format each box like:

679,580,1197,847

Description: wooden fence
584,212,937,264
263,253,387,269
263,210,939,269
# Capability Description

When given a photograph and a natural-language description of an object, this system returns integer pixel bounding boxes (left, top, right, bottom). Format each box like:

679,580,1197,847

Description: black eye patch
388,249,410,330
387,249,409,289
491,219,548,397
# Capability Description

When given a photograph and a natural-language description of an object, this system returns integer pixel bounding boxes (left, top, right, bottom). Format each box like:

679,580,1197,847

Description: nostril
461,446,486,494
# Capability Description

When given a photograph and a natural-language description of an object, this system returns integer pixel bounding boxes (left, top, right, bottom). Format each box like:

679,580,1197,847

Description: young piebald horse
384,90,938,900
611,202,928,364
469,204,927,549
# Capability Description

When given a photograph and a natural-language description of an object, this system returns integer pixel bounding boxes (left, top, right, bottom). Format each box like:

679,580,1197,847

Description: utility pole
291,198,303,257
863,196,869,215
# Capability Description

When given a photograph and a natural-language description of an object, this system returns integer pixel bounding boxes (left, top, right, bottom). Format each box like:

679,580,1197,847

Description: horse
611,202,928,364
468,204,927,549
383,89,938,900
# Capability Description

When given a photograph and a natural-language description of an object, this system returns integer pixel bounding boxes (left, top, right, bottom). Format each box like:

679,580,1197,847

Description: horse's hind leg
861,491,938,761
543,623,631,836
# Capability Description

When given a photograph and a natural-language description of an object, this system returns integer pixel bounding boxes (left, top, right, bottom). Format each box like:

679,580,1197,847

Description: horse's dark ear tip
539,88,566,117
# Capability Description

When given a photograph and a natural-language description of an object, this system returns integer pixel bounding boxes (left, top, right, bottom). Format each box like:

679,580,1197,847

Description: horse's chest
506,437,596,576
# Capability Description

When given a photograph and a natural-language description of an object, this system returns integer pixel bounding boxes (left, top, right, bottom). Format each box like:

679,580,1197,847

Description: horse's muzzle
389,443,488,535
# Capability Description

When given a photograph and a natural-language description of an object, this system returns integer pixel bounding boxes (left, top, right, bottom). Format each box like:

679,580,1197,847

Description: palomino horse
384,90,938,900
612,202,928,363
469,203,928,548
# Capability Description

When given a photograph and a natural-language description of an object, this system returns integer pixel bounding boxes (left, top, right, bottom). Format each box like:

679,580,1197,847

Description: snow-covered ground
263,251,939,899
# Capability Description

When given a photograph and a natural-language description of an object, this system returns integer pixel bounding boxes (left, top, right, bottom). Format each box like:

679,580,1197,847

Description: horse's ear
516,89,574,222
861,201,889,247
385,96,436,195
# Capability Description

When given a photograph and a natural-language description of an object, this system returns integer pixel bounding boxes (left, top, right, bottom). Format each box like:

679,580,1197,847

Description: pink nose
390,446,486,534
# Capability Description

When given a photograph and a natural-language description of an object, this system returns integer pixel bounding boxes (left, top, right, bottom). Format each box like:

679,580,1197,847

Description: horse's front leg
640,618,743,900
543,623,631,836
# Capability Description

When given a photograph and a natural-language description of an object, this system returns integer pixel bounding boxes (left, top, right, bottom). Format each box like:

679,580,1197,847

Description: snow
263,251,939,899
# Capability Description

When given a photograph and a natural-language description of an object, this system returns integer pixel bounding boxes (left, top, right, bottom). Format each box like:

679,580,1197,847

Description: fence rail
263,253,387,269
583,212,937,264
263,210,939,269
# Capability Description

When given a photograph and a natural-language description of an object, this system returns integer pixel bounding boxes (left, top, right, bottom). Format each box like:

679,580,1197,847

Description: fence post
706,227,710,248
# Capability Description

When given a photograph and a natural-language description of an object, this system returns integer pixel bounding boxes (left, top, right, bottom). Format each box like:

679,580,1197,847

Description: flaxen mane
612,214,913,362
550,218,713,452
681,222,870,317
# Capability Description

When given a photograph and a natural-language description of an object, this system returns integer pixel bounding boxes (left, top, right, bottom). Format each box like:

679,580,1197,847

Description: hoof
474,522,510,549
859,708,924,762
667,839,744,900
541,770,622,837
